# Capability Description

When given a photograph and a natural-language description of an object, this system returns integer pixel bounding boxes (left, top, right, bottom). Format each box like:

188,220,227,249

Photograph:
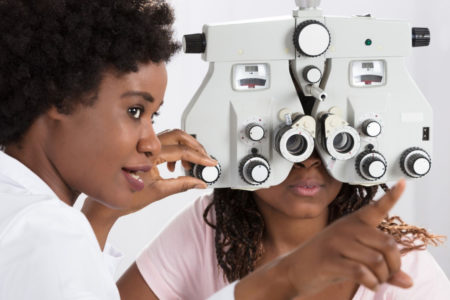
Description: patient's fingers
356,229,401,276
388,270,413,288
354,179,406,227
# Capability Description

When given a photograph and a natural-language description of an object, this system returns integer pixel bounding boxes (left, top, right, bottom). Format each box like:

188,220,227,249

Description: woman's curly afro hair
0,0,180,145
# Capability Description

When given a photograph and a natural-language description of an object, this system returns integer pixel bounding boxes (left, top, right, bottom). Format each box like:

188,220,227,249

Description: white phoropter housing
182,0,432,188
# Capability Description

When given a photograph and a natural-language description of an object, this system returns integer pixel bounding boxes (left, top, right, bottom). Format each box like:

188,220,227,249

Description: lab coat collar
0,151,58,198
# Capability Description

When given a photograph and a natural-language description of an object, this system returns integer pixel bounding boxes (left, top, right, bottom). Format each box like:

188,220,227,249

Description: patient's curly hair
0,0,180,145
204,183,444,282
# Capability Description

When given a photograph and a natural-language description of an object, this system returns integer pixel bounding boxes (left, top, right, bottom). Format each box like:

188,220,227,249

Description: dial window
232,64,270,91
350,60,386,87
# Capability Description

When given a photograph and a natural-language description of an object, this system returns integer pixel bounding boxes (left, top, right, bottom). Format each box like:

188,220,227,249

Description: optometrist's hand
131,128,217,211
82,129,216,248
235,180,412,299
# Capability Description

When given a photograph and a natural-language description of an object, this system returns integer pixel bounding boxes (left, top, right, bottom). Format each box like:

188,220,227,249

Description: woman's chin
280,201,327,219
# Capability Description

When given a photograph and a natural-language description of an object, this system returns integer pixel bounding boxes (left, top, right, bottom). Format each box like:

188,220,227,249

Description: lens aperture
333,132,354,154
286,134,307,156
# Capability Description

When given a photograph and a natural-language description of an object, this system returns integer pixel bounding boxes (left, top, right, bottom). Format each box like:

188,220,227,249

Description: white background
104,0,450,279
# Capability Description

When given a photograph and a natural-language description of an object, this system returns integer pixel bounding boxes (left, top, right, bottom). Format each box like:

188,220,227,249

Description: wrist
235,257,297,300
271,256,298,299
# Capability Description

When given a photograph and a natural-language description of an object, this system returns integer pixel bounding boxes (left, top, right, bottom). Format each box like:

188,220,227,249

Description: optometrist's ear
45,105,77,122
46,106,64,120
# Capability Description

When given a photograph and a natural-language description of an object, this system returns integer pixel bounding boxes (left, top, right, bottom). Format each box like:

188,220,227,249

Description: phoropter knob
303,66,323,84
246,123,265,142
400,148,431,178
191,161,221,184
183,33,206,53
239,155,271,185
412,27,430,47
362,119,382,137
293,20,330,57
355,150,387,181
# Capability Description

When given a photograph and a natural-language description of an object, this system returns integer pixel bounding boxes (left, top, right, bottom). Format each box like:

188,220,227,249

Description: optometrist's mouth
121,165,152,192
289,180,324,197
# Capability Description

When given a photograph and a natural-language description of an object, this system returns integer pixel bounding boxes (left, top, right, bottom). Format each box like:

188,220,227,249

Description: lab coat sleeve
0,202,120,300
103,242,123,277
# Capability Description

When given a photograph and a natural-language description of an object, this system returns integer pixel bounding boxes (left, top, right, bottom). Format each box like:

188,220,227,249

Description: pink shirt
137,194,450,300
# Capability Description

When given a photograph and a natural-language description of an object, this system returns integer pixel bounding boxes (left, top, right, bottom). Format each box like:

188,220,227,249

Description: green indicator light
365,39,373,46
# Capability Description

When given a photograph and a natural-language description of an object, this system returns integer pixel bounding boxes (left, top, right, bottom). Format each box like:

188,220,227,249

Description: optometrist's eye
128,107,144,119
151,111,160,124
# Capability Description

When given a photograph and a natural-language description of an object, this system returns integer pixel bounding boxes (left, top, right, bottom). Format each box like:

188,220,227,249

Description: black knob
183,33,206,53
412,27,430,47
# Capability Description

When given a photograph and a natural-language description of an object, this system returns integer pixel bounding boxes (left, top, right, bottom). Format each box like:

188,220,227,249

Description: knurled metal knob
183,33,206,53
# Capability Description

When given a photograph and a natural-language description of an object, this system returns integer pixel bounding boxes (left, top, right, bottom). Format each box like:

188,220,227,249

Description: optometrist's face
47,62,166,208
253,152,342,219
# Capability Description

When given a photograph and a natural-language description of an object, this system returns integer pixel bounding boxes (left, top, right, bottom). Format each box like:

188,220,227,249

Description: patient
118,151,450,299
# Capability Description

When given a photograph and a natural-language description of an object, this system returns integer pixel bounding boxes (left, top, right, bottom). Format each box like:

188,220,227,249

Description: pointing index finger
355,179,406,227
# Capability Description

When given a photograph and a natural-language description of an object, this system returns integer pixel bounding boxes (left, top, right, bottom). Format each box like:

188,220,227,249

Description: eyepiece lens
286,134,307,156
333,132,354,154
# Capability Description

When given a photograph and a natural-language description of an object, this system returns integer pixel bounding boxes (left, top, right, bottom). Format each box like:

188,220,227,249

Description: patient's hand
236,180,412,299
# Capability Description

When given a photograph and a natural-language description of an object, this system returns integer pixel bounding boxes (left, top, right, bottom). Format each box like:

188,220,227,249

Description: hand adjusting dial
239,154,271,185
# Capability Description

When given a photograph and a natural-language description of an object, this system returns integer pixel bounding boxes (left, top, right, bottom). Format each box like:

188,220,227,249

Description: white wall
107,0,450,278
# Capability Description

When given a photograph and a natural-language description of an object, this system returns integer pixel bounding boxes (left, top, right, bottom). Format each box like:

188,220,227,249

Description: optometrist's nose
137,125,161,158
294,153,322,169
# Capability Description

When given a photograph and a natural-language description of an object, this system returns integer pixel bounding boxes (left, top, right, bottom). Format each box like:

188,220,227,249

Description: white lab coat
0,150,237,300
0,151,121,300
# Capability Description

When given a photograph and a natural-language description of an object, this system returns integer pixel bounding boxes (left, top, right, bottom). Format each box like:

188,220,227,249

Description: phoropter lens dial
355,150,387,181
239,154,271,186
293,20,330,57
400,147,431,178
191,157,221,185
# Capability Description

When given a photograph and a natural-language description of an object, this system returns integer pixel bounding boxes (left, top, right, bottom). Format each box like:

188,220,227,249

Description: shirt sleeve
0,203,120,300
136,194,224,300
